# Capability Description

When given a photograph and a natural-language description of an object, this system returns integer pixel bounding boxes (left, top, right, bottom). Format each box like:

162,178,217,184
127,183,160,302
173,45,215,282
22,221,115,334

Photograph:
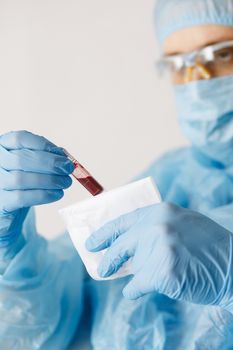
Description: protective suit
3,146,233,350
1,0,233,349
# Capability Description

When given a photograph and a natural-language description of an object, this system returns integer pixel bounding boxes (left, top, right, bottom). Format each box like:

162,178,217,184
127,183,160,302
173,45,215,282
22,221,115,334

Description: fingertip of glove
46,189,64,201
85,237,96,252
63,160,75,174
63,176,73,189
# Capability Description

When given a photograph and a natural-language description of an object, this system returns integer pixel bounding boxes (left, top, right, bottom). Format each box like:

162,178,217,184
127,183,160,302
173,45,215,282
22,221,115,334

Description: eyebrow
199,39,225,48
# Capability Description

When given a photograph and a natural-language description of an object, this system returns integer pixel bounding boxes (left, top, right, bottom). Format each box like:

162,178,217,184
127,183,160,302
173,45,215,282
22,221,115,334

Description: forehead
163,25,233,55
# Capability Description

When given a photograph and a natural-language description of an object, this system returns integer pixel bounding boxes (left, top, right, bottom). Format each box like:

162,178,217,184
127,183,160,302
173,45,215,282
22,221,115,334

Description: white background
0,0,186,238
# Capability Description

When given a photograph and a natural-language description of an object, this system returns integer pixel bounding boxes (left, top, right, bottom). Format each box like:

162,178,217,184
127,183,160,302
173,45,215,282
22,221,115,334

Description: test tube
64,150,104,196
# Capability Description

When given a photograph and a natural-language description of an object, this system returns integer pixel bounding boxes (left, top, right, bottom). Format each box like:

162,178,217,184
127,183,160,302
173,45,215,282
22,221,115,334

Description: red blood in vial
77,176,103,196
72,161,104,196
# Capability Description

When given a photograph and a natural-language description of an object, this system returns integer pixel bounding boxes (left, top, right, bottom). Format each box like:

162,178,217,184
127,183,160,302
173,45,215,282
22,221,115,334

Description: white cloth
59,177,161,280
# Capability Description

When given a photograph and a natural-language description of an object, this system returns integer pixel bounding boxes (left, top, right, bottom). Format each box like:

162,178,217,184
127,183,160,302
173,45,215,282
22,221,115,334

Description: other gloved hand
86,203,233,313
0,130,74,248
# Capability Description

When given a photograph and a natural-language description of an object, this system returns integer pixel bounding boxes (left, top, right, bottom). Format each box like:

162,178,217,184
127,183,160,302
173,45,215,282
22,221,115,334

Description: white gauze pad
59,177,161,280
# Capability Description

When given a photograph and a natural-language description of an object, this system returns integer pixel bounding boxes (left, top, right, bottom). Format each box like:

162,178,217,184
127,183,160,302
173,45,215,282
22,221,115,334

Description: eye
215,49,233,62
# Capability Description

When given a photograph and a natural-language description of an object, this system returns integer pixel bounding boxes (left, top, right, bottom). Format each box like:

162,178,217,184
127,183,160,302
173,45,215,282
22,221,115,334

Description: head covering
155,0,233,45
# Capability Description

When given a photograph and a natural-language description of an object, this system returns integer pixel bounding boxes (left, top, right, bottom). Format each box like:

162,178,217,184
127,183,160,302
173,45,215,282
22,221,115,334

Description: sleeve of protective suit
0,209,85,350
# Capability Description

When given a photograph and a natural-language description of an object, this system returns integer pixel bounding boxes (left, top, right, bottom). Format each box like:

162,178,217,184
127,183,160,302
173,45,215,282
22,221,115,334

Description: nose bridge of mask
177,74,233,99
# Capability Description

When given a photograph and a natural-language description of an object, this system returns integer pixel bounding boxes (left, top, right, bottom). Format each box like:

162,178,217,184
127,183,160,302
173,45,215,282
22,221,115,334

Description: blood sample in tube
64,150,104,196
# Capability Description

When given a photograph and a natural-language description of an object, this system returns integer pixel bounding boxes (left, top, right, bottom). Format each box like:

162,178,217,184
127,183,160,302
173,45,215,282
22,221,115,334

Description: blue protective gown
1,146,233,350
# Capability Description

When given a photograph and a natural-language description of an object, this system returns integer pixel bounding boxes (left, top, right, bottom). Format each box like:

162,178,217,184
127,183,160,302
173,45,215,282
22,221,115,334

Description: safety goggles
157,40,233,83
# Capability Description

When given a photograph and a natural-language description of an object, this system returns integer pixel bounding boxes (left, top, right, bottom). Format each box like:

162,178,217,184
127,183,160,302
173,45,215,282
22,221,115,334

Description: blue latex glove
0,130,74,248
86,203,233,312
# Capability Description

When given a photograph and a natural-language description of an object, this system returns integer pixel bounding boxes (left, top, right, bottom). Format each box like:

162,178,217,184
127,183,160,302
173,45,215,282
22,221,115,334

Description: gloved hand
86,203,233,312
0,130,74,248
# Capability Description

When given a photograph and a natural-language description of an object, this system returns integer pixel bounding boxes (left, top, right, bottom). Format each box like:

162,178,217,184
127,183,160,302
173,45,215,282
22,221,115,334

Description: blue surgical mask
175,75,233,166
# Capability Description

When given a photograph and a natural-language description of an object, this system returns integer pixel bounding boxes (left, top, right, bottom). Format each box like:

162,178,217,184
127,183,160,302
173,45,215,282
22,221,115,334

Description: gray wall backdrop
0,0,187,238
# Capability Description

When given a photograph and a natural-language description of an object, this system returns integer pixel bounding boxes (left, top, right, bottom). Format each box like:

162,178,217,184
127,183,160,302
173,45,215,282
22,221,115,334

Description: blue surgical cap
155,0,233,46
